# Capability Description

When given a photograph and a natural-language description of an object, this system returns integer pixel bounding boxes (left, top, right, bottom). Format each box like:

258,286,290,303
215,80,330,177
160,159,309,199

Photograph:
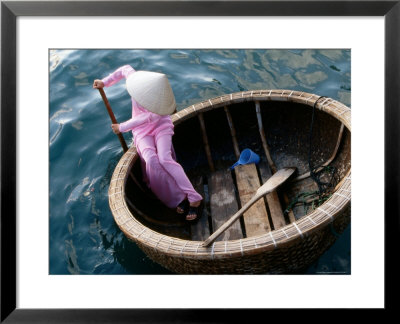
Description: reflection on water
49,49,351,274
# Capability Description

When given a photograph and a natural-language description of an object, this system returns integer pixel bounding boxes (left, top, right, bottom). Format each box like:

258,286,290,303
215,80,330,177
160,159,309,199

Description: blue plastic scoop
230,148,260,169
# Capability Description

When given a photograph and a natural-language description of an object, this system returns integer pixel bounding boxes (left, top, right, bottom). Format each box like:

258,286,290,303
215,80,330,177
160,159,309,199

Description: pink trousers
137,133,203,209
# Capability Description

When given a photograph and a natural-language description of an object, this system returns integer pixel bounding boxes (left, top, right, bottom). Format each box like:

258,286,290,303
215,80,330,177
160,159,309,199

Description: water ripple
50,49,351,274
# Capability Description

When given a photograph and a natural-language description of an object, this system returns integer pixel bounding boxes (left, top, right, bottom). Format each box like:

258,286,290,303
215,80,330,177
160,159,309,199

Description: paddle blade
256,167,296,196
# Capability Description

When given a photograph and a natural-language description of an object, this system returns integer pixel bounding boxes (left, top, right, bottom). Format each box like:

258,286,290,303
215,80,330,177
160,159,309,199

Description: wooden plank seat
258,161,287,230
190,176,211,241
208,169,243,242
234,164,271,237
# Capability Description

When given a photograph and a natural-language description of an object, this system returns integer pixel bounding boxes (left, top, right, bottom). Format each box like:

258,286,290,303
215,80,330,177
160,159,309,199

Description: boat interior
123,99,351,242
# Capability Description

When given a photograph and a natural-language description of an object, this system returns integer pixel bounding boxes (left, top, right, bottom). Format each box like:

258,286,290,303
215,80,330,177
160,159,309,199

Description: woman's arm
101,65,135,87
118,113,159,133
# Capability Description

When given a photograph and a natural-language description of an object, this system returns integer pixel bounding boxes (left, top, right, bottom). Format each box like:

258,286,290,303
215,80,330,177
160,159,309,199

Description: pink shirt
102,65,174,146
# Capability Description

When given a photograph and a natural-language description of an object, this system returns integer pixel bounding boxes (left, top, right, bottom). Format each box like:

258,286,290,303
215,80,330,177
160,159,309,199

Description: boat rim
108,89,351,260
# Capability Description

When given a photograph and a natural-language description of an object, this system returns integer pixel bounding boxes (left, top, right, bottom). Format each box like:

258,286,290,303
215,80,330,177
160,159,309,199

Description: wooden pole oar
98,88,129,153
202,167,296,247
97,88,148,194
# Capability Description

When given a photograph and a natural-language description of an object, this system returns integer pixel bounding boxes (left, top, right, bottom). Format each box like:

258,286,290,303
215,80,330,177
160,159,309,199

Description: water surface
49,49,351,274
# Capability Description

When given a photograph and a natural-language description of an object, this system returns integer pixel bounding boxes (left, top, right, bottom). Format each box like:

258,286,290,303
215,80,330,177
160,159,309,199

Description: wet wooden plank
234,164,271,237
208,170,243,242
258,162,287,229
190,176,210,241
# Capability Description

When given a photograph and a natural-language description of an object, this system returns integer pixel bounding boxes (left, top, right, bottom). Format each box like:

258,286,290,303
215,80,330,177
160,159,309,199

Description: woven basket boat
109,90,351,274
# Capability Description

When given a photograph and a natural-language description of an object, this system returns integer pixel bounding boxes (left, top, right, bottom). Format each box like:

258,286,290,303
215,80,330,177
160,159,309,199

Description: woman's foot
186,201,202,221
176,199,189,214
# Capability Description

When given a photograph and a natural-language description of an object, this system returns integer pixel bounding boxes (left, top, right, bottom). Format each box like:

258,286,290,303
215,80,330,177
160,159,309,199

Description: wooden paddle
202,167,296,247
97,87,149,194
98,88,129,152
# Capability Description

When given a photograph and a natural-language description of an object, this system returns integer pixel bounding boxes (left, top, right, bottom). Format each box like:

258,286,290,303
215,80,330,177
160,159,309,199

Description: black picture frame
1,1,398,322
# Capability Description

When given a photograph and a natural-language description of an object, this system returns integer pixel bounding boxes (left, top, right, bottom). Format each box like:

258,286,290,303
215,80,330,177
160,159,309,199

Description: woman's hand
111,124,120,134
93,79,104,89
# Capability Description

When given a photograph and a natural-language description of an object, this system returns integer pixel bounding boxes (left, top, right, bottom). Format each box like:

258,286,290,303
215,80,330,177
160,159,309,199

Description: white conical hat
126,71,176,115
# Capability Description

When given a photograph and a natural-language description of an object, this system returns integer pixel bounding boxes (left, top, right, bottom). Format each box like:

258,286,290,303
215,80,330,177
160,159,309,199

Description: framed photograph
1,0,398,321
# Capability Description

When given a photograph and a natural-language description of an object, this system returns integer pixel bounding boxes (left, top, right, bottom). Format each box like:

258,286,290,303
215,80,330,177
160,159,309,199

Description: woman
93,65,202,221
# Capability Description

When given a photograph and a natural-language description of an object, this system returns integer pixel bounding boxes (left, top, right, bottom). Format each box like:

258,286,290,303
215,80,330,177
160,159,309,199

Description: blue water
49,49,351,274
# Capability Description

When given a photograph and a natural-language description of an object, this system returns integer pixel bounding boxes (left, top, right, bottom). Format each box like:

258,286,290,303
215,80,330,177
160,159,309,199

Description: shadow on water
305,225,351,275
111,235,173,275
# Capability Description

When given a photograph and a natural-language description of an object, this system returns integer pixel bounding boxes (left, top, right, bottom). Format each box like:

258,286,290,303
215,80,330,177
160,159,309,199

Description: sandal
176,199,189,215
186,203,202,222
